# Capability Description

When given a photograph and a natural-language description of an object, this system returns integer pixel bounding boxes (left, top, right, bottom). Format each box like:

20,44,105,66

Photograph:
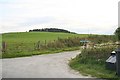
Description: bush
69,46,119,78
115,27,120,41
79,46,117,64
88,35,117,44
34,37,82,50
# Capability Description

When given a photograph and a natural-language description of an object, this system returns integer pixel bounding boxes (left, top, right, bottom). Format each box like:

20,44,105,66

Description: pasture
1,32,88,58
1,32,117,58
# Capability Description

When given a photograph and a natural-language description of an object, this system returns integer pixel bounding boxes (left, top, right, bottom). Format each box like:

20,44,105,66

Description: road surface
2,50,91,78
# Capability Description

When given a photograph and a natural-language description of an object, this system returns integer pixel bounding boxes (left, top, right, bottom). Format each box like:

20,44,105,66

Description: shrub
88,35,117,44
69,46,118,78
34,37,82,50
79,46,117,64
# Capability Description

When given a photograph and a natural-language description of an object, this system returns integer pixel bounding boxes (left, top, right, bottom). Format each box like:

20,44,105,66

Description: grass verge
69,46,120,80
1,47,80,59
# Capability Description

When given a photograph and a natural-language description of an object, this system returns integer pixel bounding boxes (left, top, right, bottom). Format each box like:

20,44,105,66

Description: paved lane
2,50,91,78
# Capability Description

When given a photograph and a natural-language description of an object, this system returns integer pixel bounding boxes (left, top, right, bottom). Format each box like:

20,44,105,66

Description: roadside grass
1,47,80,58
69,46,120,79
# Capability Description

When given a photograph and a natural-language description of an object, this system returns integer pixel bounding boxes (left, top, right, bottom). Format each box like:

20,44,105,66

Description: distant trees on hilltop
29,28,76,34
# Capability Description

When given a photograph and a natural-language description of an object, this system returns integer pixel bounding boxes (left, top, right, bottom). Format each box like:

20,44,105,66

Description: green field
1,32,88,58
1,32,117,58
2,32,88,43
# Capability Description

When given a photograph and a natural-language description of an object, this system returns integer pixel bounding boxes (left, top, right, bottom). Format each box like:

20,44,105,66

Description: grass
0,34,1,59
1,32,88,58
2,32,88,43
1,32,117,58
69,46,120,79
1,46,80,58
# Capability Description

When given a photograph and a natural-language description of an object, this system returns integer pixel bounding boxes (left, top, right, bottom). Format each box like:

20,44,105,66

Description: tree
115,27,120,41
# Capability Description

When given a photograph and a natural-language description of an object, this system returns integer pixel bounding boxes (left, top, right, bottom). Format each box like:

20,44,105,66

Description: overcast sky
0,0,119,34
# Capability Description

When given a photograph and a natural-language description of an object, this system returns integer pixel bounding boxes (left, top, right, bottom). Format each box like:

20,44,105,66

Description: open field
1,32,88,58
2,32,88,43
1,32,117,58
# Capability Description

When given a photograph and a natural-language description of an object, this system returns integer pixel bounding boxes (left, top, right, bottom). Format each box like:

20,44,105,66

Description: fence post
2,41,7,53
115,48,120,76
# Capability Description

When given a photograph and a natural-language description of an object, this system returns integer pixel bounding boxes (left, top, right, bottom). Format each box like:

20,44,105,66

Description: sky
0,0,119,34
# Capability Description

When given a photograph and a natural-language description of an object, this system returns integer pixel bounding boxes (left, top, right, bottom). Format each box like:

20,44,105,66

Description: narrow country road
2,50,91,78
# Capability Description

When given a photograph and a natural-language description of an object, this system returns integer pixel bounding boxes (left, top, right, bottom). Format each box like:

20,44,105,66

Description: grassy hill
2,32,88,43
1,32,88,58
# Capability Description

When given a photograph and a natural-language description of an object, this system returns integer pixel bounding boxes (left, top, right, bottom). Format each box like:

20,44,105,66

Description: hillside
2,32,87,43
1,32,117,58
1,32,88,58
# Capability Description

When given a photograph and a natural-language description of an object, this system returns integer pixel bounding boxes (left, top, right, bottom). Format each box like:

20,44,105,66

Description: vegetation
1,47,80,58
69,27,119,79
1,31,117,58
88,35,117,44
34,37,84,50
115,27,120,41
1,28,119,79
0,34,1,59
1,32,88,58
69,46,120,79
29,28,76,34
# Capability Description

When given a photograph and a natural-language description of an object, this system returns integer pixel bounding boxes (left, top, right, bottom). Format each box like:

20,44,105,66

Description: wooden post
2,41,7,53
37,41,40,50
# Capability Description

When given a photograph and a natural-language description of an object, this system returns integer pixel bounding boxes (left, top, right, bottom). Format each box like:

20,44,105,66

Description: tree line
29,28,76,34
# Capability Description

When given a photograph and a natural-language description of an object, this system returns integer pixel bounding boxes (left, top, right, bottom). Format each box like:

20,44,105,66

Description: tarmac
2,50,92,78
